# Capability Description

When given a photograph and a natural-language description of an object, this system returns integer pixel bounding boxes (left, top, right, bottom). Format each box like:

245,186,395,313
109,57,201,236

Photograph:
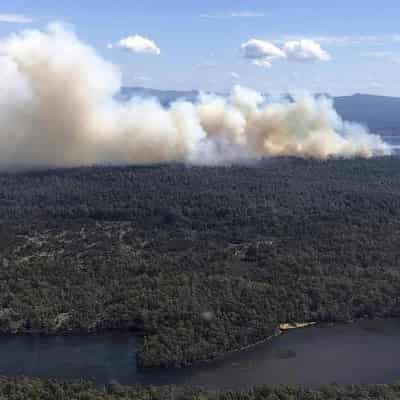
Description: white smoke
0,24,391,170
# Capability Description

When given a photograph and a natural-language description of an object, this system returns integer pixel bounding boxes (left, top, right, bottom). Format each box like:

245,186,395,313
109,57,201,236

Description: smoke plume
0,24,391,169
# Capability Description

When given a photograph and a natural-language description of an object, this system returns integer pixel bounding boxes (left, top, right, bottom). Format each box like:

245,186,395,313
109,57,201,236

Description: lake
1,319,400,390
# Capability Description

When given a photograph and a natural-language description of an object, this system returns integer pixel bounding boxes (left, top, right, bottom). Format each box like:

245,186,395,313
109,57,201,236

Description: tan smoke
0,24,391,169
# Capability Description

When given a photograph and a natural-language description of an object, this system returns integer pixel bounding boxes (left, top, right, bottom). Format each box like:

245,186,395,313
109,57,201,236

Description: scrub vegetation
1,158,400,368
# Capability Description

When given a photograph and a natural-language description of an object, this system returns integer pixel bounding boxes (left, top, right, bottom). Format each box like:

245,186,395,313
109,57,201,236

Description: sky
1,0,400,96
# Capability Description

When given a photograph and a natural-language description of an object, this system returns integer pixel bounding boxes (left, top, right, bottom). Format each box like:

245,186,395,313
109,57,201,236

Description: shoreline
0,317,395,371
140,321,320,371
0,321,316,371
279,321,317,331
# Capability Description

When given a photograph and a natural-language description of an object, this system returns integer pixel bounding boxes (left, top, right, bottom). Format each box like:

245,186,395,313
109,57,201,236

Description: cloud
361,51,400,64
313,35,382,45
108,35,160,55
201,11,267,19
369,81,383,89
282,34,400,46
283,39,331,62
241,39,286,68
230,72,240,79
132,76,152,83
196,60,217,69
0,24,390,170
241,38,330,67
0,14,33,23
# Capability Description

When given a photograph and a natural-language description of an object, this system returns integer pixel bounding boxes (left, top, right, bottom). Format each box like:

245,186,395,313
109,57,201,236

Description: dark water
1,319,400,390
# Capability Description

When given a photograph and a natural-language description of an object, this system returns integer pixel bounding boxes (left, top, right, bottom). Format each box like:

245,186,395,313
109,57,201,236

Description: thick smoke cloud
0,25,391,169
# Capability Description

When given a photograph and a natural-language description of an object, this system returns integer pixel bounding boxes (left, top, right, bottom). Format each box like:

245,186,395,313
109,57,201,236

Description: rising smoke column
0,24,391,169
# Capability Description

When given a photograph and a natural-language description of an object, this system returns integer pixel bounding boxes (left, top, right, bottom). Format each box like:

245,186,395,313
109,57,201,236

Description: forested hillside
1,158,400,368
2,377,400,400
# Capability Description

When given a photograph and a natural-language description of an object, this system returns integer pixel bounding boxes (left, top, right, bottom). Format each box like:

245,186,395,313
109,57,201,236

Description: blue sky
1,0,400,95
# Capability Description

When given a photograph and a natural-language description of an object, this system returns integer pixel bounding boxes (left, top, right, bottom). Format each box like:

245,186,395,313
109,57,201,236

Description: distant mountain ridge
117,87,199,107
333,94,400,131
119,87,400,133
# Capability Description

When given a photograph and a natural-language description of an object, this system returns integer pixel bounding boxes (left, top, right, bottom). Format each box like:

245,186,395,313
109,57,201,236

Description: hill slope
1,159,400,368
334,93,400,131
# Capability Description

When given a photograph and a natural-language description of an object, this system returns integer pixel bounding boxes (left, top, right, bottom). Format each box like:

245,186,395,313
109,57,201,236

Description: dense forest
2,377,400,400
1,158,400,369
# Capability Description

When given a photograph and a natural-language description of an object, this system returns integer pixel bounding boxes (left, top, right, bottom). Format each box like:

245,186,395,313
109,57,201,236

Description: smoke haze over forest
0,24,392,170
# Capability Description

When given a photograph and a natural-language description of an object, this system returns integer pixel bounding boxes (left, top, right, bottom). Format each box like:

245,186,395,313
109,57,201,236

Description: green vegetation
1,158,400,369
2,377,400,399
